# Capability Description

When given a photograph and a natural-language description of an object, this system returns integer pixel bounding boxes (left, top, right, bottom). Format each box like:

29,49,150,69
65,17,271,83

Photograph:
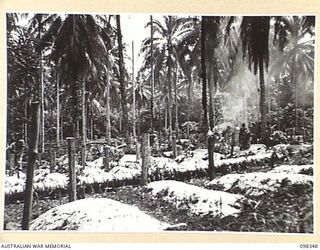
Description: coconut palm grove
5,14,315,232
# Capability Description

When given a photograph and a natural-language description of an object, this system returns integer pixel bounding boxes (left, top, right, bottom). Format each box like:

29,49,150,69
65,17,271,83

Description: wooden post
9,154,15,176
141,133,150,185
208,133,216,180
22,102,40,230
104,146,110,171
67,137,76,202
50,149,56,173
172,132,177,159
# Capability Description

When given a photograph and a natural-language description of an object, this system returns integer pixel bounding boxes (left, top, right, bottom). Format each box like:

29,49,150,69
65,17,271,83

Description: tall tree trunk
207,17,221,180
208,59,215,130
116,15,127,136
150,15,155,132
105,70,111,144
187,76,192,138
56,72,60,147
168,64,173,142
86,100,90,140
72,16,79,140
295,77,298,135
208,61,217,180
302,80,306,142
243,92,247,126
132,41,136,138
164,102,168,130
207,133,216,180
60,110,64,142
137,80,141,136
90,104,94,140
67,137,76,202
201,17,208,130
277,76,281,130
259,59,267,142
22,102,40,230
81,79,86,166
119,108,122,135
37,18,45,155
24,103,28,144
268,82,271,120
174,67,179,138
50,106,54,145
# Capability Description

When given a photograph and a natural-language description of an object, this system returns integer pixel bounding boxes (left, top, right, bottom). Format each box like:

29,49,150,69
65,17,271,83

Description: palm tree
240,16,270,142
141,15,190,140
7,24,40,144
29,14,57,153
271,16,314,134
200,16,223,180
173,17,201,137
128,72,152,135
176,16,239,132
115,15,128,137
95,14,116,143
201,17,209,130
226,15,314,142
41,14,107,165
150,15,155,132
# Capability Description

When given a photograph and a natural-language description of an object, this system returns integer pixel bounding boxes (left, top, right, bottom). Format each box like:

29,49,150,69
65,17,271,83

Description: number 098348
300,244,318,248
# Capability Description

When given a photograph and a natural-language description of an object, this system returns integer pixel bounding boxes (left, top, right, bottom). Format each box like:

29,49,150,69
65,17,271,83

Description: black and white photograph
4,13,315,233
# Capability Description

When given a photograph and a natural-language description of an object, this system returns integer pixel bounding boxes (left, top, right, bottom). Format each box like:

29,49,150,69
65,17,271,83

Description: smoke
222,64,259,126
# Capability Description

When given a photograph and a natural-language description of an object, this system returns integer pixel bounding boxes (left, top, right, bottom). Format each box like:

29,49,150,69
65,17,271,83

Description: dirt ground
4,176,313,233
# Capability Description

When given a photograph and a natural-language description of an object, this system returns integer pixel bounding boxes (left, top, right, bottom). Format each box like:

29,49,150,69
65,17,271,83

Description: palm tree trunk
187,76,192,138
168,102,172,142
174,68,179,138
208,56,216,180
208,60,215,130
302,81,306,142
119,107,122,134
81,79,86,166
243,92,247,126
60,110,63,142
105,71,111,144
137,80,142,136
56,72,60,147
90,104,94,140
116,15,127,137
259,59,267,142
168,65,173,142
295,79,298,135
40,58,45,154
132,41,136,138
24,103,28,144
277,76,281,130
201,17,208,130
150,15,155,132
164,102,168,130
50,106,54,145
268,82,271,119
37,18,45,154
